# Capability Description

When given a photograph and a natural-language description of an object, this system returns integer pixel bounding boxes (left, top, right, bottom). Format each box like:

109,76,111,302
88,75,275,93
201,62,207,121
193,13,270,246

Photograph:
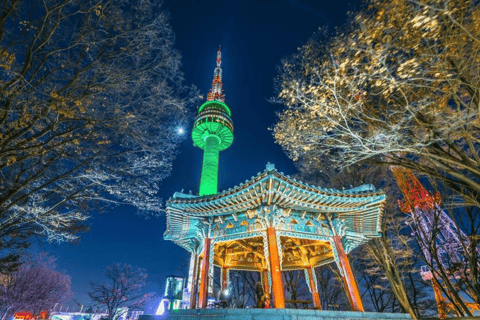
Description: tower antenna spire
207,45,225,102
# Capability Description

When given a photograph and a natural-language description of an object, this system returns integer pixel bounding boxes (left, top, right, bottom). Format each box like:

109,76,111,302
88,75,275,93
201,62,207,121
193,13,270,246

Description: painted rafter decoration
262,231,272,292
209,240,215,293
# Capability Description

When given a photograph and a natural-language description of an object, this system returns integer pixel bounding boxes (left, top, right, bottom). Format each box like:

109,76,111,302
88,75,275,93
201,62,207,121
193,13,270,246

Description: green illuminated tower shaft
200,136,220,195
192,46,234,196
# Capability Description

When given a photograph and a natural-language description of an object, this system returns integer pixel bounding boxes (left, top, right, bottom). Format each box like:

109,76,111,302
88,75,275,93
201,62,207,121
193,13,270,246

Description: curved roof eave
168,167,385,217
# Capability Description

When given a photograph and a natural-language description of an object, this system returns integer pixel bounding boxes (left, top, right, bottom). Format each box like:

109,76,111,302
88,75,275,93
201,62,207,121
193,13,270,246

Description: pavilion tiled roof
165,164,385,254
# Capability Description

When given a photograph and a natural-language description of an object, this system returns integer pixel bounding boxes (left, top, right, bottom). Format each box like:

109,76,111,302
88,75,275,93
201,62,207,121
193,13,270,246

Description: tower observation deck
192,46,233,196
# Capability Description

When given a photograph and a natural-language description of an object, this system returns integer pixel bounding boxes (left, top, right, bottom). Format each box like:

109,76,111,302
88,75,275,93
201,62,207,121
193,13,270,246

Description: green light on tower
192,46,233,196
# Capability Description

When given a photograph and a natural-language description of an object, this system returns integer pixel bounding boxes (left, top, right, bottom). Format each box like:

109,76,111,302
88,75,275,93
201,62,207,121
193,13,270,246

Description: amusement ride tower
391,166,480,318
192,46,234,196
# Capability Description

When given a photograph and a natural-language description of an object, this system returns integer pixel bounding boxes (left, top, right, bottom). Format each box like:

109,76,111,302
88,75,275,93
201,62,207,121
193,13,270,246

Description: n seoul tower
191,46,234,196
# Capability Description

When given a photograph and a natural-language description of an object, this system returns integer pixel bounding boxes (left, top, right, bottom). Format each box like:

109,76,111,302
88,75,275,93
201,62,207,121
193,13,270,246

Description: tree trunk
366,238,418,319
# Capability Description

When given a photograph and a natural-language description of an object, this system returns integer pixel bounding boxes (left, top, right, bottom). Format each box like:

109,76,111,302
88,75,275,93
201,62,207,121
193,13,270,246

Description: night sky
36,0,361,307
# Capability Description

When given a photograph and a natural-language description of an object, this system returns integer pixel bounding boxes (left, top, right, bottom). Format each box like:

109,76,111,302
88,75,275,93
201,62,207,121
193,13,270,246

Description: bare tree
353,242,435,317
0,0,197,253
361,194,426,319
226,270,253,308
405,186,480,316
0,253,72,320
352,251,399,313
420,180,480,307
273,0,480,210
283,270,310,309
453,205,480,305
237,271,263,308
88,264,151,320
314,265,347,310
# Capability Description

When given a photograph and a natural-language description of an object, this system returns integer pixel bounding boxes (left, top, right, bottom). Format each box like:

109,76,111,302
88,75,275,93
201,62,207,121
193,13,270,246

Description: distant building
155,276,186,315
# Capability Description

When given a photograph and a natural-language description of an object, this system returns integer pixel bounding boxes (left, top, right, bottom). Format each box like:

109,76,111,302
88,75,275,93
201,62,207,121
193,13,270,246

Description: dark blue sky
37,0,361,307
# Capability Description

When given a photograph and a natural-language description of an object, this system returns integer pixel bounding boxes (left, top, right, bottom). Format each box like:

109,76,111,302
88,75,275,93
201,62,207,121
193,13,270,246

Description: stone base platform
142,309,412,320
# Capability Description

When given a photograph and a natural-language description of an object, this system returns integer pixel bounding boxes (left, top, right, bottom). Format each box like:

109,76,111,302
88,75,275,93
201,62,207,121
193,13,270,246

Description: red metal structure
14,313,34,320
14,311,48,320
391,166,480,318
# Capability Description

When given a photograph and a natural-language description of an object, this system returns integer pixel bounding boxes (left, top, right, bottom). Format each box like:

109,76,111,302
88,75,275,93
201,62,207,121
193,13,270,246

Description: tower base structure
142,309,411,320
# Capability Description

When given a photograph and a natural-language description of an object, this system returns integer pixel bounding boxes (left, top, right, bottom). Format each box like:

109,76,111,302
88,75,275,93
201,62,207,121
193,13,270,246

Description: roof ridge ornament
266,162,275,172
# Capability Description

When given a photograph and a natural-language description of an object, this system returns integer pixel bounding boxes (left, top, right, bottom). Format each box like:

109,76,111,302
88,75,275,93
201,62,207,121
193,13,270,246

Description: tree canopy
89,264,150,320
0,254,72,320
0,0,197,251
274,0,480,208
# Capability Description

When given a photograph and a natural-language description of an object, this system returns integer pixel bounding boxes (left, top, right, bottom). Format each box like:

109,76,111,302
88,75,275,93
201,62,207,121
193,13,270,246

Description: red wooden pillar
195,257,203,308
262,269,271,308
198,238,211,308
332,235,364,311
267,227,285,308
221,266,228,292
190,254,198,309
307,266,322,309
